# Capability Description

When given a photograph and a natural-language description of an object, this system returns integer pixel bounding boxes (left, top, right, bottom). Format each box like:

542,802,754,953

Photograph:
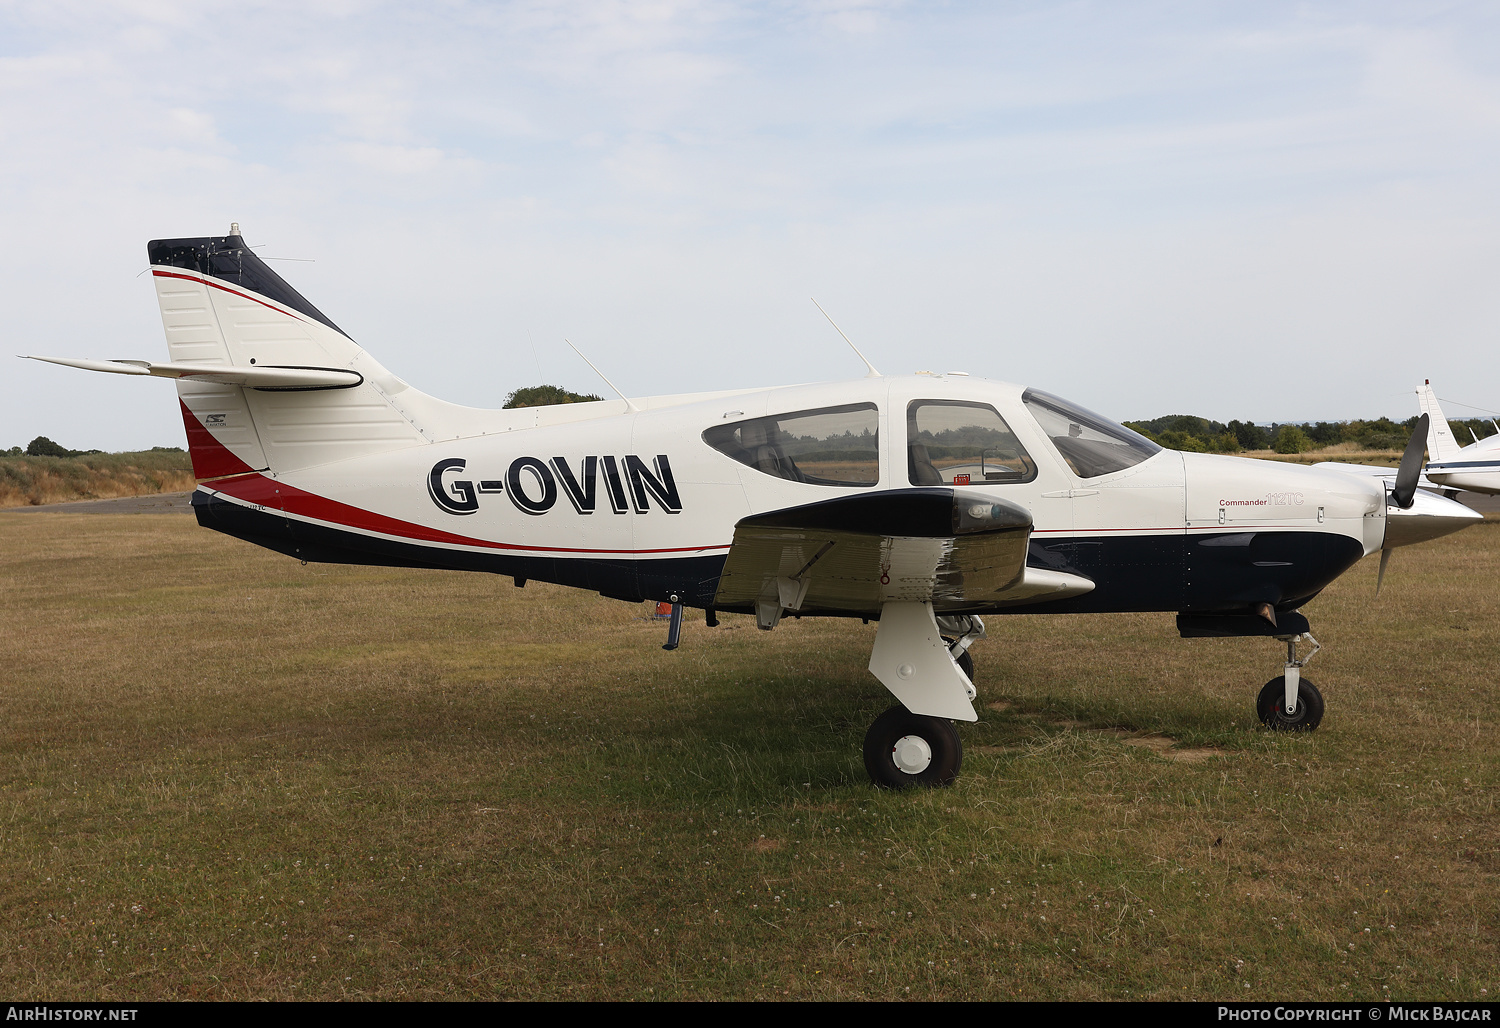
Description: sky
3,0,1499,452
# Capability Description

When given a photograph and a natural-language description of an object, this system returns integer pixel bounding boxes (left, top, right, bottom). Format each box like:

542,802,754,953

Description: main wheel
863,705,963,788
1256,676,1324,731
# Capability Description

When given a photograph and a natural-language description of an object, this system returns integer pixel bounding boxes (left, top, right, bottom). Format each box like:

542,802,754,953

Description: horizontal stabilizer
23,355,362,391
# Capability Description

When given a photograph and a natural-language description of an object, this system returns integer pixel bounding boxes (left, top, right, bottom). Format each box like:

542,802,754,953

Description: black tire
862,705,963,788
1256,676,1324,731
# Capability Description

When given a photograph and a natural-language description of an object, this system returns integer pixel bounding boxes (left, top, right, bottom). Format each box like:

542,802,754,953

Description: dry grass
1245,447,1405,466
0,511,1495,1001
0,452,195,508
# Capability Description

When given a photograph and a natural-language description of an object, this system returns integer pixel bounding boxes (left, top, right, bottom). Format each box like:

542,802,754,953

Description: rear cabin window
703,403,879,486
906,400,1037,486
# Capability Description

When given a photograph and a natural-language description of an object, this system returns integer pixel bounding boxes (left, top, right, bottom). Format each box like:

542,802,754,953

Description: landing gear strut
1257,632,1324,731
937,614,984,697
863,603,981,788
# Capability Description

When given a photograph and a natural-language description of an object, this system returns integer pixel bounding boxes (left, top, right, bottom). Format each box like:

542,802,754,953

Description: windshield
1022,388,1161,479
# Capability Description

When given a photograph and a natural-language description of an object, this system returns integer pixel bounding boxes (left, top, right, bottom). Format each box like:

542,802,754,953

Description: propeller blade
1376,547,1392,597
1390,413,1429,510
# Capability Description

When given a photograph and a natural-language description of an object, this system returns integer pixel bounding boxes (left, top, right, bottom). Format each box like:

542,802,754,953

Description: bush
503,385,604,409
1155,430,1207,452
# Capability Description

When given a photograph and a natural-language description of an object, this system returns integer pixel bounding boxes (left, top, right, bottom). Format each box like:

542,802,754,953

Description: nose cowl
1383,490,1483,549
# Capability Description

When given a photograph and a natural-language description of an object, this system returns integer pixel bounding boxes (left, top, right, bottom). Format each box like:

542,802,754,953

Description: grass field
0,511,1495,1001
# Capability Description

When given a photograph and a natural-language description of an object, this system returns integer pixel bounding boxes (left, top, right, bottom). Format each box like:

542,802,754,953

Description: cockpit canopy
701,383,1161,487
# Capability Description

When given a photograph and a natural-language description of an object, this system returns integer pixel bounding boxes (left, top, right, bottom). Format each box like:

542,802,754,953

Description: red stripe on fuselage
207,474,730,556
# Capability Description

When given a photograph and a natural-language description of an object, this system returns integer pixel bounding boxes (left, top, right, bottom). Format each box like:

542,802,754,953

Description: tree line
1123,414,1500,454
4,437,182,458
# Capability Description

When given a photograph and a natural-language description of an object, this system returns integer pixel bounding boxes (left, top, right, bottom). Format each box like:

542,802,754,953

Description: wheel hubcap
892,735,933,774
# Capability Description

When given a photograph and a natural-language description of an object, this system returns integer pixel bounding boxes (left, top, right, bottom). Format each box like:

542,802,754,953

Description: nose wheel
1257,676,1324,730
1257,632,1324,731
863,705,963,788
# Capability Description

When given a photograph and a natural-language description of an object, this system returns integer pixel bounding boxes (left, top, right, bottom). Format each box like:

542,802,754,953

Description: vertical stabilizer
1416,381,1460,463
149,231,430,477
152,259,270,476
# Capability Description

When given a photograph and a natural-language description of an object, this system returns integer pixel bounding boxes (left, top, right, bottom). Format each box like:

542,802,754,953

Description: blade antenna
811,298,880,378
566,338,639,413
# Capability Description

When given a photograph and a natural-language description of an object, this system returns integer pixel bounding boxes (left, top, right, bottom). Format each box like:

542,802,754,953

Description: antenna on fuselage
811,298,881,378
566,338,639,413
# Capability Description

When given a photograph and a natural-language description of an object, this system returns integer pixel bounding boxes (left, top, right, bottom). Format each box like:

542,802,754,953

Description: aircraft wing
1313,460,1445,494
712,488,1094,626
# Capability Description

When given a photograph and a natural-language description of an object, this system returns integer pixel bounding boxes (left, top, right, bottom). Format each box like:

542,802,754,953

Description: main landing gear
1257,632,1324,731
863,706,963,787
862,605,984,789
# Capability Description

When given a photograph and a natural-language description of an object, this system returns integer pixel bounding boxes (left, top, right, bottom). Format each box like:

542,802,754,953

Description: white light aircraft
23,229,1483,788
1416,381,1500,496
1314,381,1500,501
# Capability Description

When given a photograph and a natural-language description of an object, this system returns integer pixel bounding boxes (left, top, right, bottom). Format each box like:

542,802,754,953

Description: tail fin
1416,380,1460,463
149,229,487,478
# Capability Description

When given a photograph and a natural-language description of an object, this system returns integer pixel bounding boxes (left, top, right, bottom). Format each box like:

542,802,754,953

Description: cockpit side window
1022,388,1161,478
703,403,879,486
906,400,1037,486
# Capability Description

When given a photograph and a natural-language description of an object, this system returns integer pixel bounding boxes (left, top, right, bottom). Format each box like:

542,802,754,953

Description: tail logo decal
427,455,681,517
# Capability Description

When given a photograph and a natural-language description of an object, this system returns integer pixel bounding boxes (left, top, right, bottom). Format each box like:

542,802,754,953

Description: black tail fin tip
147,233,347,338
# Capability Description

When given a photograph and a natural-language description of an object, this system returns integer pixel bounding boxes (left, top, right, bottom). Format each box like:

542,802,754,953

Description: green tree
1307,421,1346,446
1344,418,1406,450
1226,420,1270,450
1273,425,1314,454
25,436,75,457
1155,430,1207,452
503,384,605,409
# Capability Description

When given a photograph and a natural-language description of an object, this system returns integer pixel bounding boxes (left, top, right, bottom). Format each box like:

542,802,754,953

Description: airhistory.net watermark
5,1009,137,1022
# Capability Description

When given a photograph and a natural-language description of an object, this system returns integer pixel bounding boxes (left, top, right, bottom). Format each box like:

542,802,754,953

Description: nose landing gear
1257,632,1324,731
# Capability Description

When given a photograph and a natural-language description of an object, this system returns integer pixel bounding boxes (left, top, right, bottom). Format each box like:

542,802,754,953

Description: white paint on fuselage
278,374,1392,564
